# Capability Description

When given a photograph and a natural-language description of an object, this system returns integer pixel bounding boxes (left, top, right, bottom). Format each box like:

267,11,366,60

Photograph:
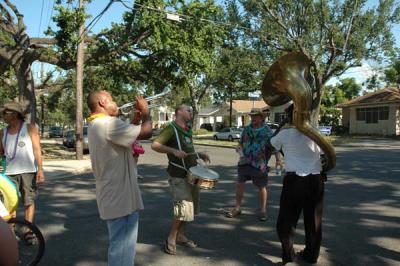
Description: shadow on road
32,145,400,265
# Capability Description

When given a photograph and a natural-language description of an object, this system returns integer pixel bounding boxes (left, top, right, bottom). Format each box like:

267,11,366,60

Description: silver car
213,127,242,141
62,127,89,152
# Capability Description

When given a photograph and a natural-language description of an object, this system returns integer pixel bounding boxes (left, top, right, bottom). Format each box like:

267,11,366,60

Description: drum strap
170,125,199,172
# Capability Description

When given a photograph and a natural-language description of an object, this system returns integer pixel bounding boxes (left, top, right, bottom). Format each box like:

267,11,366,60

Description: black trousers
276,172,324,263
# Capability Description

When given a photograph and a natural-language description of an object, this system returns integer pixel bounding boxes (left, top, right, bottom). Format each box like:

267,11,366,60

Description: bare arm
28,124,45,183
151,141,187,159
134,96,152,140
0,130,4,156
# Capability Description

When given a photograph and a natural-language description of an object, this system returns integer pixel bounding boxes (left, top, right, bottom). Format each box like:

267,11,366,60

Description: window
274,112,286,124
356,106,389,124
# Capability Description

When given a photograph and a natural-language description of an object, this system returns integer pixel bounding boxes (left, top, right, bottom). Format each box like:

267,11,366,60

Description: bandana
171,121,192,138
87,113,107,122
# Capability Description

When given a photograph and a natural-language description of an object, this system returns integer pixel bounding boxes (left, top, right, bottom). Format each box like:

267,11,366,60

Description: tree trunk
229,86,233,127
15,64,37,123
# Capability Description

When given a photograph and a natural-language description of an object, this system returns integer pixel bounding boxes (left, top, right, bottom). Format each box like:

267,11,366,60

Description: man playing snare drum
151,105,210,255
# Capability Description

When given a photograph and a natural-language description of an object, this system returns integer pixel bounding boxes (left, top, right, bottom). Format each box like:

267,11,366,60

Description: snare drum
187,165,219,190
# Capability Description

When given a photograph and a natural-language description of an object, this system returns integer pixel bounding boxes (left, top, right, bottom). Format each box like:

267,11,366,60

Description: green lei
171,121,192,137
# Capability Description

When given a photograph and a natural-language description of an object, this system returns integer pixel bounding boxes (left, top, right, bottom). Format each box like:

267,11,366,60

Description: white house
196,100,291,129
336,87,400,136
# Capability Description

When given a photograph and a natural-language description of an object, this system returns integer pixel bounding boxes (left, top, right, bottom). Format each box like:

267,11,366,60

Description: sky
5,0,400,87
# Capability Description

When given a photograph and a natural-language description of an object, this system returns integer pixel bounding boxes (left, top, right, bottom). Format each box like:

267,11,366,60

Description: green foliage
336,78,362,99
193,128,209,135
320,78,361,125
46,5,87,62
238,0,400,106
383,57,400,86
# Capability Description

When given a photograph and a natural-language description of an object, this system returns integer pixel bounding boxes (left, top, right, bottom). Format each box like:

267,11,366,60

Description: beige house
197,100,291,129
337,87,400,136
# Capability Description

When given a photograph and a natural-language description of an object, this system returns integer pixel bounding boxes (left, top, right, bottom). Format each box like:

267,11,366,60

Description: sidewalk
43,158,92,180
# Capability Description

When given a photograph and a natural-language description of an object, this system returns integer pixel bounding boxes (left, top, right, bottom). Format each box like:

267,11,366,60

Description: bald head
87,91,107,113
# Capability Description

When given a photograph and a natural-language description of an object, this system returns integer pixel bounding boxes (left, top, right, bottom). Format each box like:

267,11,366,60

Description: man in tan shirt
87,91,152,266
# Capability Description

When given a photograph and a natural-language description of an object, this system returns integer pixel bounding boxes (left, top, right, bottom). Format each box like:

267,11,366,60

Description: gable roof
198,106,220,116
337,87,400,108
226,100,268,113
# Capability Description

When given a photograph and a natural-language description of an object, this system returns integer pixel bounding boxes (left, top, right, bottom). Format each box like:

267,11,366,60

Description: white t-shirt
88,116,143,220
271,127,322,176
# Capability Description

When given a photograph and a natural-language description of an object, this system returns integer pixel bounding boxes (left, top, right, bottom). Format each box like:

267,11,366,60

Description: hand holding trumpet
131,96,150,124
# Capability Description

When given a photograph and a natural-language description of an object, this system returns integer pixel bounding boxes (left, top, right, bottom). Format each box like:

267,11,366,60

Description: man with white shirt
87,91,152,266
270,104,325,265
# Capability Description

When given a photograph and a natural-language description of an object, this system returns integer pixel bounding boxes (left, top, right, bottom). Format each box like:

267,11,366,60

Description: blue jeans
106,212,139,266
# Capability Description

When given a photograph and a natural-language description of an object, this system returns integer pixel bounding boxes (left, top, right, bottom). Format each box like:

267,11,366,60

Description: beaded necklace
4,122,23,161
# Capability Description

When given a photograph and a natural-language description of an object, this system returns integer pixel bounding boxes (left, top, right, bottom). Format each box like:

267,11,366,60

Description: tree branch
342,0,358,55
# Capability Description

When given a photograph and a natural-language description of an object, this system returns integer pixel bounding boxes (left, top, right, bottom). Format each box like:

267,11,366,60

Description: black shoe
296,250,318,264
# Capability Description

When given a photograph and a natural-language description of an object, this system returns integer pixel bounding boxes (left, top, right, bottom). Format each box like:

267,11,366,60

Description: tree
383,57,400,86
238,0,400,123
144,0,225,129
210,0,270,127
320,78,360,125
337,77,362,99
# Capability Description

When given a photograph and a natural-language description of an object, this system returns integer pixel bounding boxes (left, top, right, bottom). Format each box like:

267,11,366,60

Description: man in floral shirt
226,108,273,221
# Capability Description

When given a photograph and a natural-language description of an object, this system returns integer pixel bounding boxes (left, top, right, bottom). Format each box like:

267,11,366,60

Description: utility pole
75,0,85,159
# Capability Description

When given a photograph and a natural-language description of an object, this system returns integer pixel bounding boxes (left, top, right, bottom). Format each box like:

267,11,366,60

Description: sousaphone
262,52,336,171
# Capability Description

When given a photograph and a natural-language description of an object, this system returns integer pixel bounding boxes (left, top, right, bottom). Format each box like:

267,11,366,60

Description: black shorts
9,173,38,206
237,164,268,187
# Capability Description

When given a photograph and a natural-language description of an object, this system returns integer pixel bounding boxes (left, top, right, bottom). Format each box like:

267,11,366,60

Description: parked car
319,125,332,136
200,122,224,132
213,127,242,141
63,127,89,152
49,126,63,138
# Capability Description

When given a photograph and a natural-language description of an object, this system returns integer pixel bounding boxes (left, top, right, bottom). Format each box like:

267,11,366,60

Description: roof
198,106,220,116
336,87,400,108
227,100,268,113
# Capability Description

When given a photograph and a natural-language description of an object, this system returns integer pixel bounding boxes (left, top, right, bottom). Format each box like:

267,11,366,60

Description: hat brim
249,112,266,116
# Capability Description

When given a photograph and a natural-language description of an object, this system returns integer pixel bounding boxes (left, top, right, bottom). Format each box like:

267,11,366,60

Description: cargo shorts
168,177,200,222
9,173,38,206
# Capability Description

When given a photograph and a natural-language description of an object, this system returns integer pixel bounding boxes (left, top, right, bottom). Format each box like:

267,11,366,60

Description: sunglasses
2,110,15,115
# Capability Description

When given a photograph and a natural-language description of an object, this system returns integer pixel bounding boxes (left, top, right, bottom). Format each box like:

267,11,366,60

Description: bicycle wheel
7,218,45,266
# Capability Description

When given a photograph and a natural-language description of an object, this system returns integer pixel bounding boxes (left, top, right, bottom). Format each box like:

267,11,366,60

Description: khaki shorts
168,177,200,222
9,173,38,206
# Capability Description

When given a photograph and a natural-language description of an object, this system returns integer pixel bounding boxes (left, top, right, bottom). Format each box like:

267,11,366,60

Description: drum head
189,165,219,181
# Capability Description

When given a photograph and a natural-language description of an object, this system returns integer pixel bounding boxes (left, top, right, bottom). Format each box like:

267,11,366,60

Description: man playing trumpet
87,91,152,266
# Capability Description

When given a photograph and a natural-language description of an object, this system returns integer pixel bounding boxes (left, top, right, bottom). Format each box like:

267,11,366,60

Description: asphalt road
34,141,400,266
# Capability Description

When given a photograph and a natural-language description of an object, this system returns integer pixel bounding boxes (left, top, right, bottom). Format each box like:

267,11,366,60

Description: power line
46,0,55,31
38,0,46,37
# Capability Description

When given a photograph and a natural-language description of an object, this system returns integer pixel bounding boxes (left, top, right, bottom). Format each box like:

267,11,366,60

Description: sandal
164,239,176,255
225,208,241,218
258,212,267,221
177,239,197,248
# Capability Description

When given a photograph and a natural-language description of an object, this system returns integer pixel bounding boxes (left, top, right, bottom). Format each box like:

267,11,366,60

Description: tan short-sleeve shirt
88,116,143,220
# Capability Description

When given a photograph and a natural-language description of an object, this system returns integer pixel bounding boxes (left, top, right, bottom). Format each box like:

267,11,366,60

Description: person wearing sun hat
226,107,274,221
0,101,45,242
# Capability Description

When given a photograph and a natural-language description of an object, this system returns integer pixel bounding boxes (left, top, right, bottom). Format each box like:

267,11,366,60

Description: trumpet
118,89,170,116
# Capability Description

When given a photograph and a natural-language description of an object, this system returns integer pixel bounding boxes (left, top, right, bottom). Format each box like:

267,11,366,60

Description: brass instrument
262,52,336,171
118,89,170,116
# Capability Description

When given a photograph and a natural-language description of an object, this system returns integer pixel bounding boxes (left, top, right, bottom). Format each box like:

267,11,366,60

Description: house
336,87,400,136
196,100,291,129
